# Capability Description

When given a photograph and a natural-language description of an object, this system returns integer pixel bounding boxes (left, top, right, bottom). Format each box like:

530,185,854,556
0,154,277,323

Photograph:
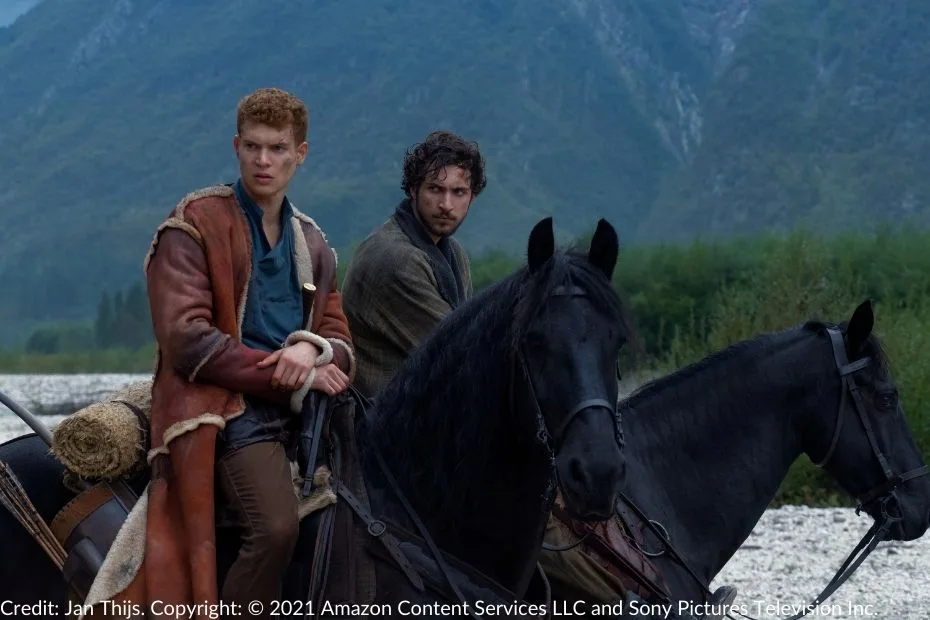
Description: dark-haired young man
341,129,487,398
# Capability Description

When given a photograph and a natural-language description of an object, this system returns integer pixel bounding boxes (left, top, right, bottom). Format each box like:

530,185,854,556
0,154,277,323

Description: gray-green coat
342,215,472,398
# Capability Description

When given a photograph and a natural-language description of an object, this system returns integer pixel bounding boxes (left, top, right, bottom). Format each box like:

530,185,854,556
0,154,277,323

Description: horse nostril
570,458,586,487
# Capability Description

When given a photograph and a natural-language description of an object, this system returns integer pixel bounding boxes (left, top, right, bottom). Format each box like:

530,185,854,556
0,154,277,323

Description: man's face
411,165,474,242
233,121,307,203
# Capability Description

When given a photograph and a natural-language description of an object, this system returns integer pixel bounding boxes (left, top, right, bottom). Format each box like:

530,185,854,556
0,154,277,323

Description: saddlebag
50,479,138,603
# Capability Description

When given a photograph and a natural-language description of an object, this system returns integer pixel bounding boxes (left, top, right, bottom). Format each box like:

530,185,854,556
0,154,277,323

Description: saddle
42,391,366,606
550,494,671,603
46,387,552,613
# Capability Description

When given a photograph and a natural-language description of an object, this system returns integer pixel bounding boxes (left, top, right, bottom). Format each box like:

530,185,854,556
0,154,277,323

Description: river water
0,373,927,617
0,373,148,439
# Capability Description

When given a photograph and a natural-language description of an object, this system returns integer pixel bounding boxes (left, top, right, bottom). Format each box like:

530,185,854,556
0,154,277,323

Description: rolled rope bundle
51,380,152,480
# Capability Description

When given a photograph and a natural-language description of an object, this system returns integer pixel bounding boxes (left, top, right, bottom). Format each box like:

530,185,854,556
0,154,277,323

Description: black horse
542,300,930,618
0,217,636,616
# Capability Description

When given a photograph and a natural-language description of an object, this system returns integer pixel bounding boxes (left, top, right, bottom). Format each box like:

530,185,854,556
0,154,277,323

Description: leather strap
333,480,424,591
307,506,336,608
49,479,139,604
50,483,113,546
112,399,151,454
106,479,138,514
299,394,329,497
551,501,670,602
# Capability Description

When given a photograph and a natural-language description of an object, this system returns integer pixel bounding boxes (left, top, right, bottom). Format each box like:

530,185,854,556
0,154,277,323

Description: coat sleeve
316,272,356,381
369,252,452,356
145,227,291,407
461,249,474,298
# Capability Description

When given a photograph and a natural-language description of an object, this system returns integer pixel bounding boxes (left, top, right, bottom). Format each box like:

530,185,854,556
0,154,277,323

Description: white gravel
0,374,928,618
710,506,930,620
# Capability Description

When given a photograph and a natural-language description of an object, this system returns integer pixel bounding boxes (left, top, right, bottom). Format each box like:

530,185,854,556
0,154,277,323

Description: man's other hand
257,341,319,390
312,364,349,395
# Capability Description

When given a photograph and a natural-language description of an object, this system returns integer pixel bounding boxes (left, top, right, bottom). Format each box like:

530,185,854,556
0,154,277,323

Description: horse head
359,216,636,595
544,299,929,610
518,217,630,520
806,299,930,541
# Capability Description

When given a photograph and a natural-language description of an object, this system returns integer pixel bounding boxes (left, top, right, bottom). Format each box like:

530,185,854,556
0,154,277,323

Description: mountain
638,0,930,241
0,0,41,27
0,0,927,344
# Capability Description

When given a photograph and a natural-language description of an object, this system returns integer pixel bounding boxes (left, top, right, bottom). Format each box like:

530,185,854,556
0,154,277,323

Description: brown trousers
216,440,299,613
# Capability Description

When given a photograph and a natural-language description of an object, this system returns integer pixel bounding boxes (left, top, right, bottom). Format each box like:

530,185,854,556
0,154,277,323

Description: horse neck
360,291,554,595
623,336,815,589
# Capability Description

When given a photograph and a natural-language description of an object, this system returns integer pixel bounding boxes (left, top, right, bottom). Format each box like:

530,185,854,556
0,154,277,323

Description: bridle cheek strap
815,328,929,510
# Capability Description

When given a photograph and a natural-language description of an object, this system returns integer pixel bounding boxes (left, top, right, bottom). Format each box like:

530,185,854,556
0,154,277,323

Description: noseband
520,283,624,556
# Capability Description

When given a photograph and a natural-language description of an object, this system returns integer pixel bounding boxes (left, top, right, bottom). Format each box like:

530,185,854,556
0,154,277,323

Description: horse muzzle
555,404,625,521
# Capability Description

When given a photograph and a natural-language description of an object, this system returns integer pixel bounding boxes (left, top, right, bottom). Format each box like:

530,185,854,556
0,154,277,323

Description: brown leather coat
88,185,354,616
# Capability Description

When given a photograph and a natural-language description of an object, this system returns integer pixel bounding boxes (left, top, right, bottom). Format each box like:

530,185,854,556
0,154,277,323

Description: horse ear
588,219,619,280
846,299,874,353
527,217,555,272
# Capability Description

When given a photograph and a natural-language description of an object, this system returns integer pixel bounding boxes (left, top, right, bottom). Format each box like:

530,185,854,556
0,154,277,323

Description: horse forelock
511,250,635,350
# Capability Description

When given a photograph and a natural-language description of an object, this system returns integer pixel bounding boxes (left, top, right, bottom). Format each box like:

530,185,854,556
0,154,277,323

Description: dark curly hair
401,130,487,198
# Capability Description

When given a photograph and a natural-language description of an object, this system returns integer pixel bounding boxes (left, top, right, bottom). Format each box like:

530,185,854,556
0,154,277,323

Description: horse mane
624,316,890,411
624,335,777,404
358,247,636,521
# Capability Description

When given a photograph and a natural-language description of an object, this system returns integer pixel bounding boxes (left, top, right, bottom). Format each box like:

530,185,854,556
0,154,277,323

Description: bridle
551,325,929,620
814,327,929,514
727,326,930,619
517,283,624,457
725,326,930,620
522,283,624,553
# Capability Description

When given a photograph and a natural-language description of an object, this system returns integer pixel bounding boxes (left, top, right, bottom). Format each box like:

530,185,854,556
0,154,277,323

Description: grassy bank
0,345,156,374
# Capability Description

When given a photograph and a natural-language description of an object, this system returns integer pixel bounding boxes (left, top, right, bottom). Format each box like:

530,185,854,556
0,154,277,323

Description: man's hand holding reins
258,340,319,390
312,364,349,395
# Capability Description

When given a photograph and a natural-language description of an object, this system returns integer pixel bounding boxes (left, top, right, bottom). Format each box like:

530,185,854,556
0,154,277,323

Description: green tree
95,292,113,349
25,328,59,354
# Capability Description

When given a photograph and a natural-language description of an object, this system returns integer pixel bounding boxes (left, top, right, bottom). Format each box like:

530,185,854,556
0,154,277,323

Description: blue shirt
233,179,303,353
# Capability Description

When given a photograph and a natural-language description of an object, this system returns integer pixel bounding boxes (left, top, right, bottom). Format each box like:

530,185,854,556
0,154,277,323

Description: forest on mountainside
2,0,929,342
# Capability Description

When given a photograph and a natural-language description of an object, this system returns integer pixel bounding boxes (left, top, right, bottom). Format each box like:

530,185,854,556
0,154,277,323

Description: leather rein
748,327,930,620
545,326,929,620
728,326,930,620
360,283,624,619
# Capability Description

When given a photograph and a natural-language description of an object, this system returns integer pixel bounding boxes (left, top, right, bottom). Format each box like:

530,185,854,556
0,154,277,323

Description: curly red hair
236,87,309,144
